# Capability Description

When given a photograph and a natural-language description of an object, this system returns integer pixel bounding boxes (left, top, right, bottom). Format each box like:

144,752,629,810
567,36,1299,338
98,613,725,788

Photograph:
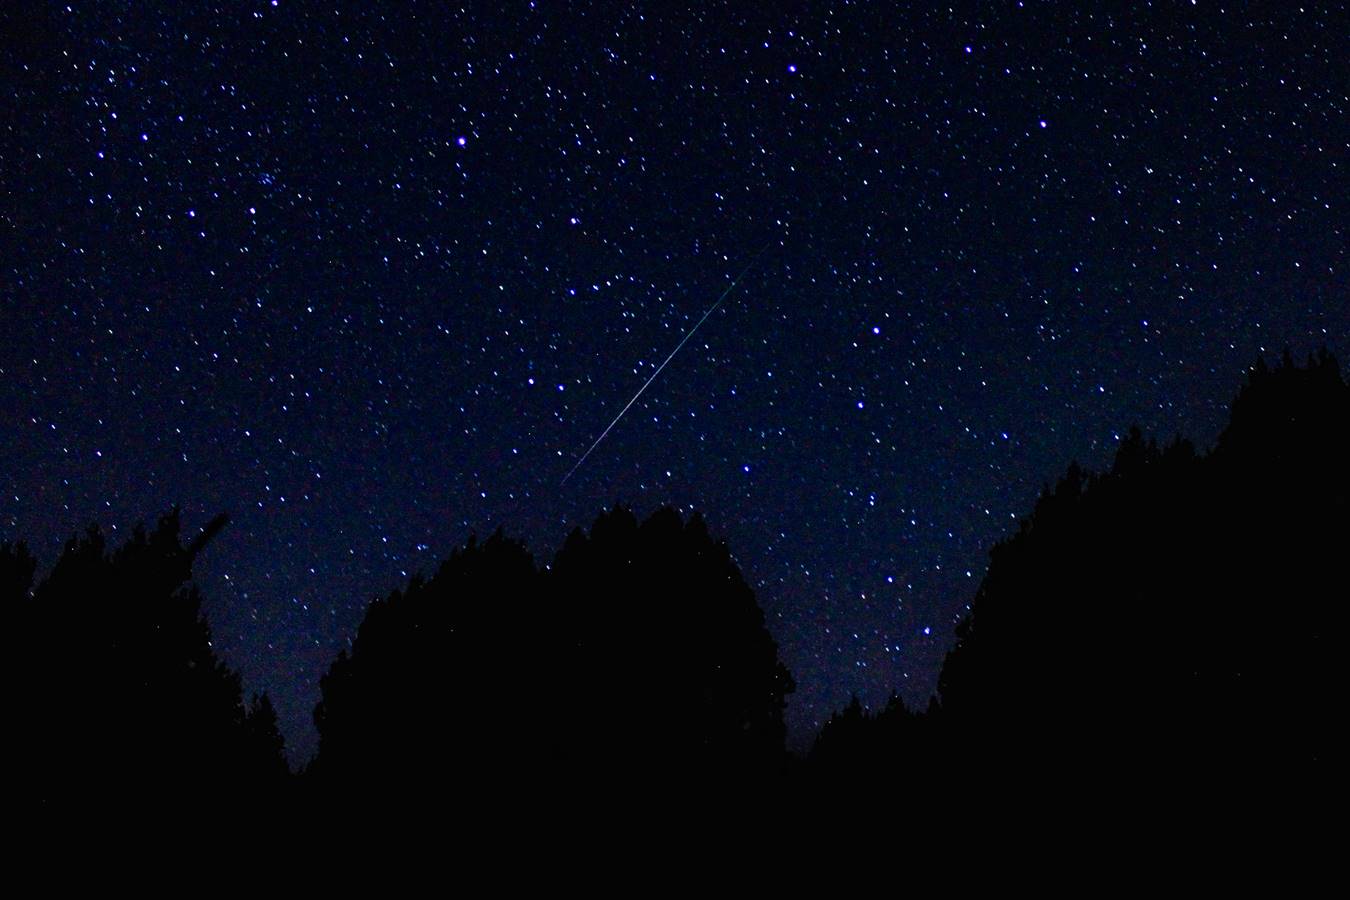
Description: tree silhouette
310,530,542,794
1,540,36,602
310,506,794,800
9,348,1342,808
930,349,1347,790
549,506,795,787
14,509,288,806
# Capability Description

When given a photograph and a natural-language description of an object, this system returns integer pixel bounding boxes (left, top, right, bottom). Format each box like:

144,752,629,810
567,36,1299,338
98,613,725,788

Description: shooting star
560,240,774,485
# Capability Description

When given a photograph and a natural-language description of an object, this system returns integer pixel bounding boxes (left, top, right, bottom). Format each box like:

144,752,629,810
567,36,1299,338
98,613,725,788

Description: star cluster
2,2,1343,761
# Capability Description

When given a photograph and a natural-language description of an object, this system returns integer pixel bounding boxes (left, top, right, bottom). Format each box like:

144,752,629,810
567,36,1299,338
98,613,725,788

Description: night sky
3,2,1344,764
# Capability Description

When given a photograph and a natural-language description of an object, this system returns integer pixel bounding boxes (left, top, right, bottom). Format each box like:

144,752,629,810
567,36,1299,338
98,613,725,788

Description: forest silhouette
810,348,1345,801
6,510,287,809
7,349,1345,809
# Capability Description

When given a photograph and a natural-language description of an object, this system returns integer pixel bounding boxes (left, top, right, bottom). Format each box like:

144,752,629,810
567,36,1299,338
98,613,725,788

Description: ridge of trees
809,348,1346,791
5,349,1343,806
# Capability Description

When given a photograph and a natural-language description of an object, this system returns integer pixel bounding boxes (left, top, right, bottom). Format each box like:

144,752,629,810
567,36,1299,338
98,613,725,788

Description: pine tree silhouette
15,509,288,807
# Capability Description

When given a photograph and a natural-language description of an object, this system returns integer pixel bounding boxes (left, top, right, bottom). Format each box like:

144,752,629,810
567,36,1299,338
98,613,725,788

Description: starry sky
2,2,1344,764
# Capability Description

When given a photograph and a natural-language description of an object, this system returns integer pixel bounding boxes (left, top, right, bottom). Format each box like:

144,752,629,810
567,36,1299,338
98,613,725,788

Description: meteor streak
560,240,773,485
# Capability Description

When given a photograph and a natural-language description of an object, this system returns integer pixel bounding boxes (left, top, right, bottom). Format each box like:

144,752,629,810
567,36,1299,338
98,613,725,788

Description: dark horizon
7,347,1345,775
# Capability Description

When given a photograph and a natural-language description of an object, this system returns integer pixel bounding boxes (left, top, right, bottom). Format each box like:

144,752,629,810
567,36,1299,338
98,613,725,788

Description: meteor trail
560,240,773,485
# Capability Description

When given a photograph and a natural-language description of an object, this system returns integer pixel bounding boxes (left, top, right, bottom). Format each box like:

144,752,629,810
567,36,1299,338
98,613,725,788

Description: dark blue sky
3,1,1344,763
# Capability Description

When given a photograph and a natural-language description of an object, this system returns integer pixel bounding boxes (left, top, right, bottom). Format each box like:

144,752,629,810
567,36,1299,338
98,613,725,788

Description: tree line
6,349,1344,810
809,348,1345,801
